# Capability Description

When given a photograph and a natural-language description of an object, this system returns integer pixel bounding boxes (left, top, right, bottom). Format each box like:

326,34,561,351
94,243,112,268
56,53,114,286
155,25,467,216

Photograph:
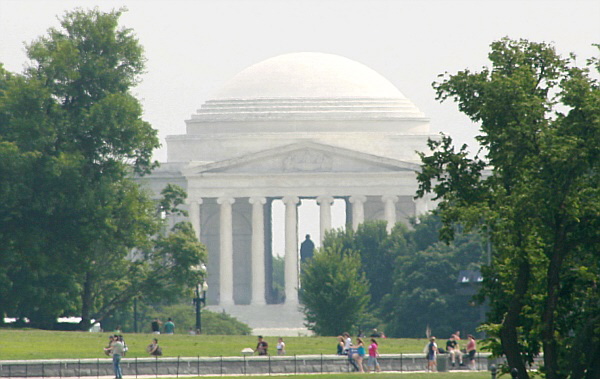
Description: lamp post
193,265,208,334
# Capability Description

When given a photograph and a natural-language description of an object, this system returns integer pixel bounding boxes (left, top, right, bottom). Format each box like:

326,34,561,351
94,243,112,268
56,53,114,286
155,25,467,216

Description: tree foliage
0,8,206,330
418,38,600,379
299,239,371,336
142,304,251,335
381,216,486,338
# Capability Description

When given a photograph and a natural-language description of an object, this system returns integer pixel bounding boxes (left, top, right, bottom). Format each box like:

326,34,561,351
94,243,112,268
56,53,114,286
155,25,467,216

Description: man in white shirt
107,334,125,379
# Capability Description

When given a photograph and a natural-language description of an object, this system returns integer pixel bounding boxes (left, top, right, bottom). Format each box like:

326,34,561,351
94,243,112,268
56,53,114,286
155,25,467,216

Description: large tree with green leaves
381,215,486,338
299,238,371,336
0,8,206,330
417,38,600,379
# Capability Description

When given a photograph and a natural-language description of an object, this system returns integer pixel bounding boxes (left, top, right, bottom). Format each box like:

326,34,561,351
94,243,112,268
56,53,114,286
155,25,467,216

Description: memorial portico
137,52,439,335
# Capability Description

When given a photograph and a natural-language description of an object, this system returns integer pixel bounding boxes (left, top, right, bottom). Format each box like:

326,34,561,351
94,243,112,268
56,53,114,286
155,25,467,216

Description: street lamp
193,264,208,334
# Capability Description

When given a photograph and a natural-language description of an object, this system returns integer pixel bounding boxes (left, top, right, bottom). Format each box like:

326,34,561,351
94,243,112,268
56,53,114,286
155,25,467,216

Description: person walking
354,338,366,373
367,338,381,373
346,345,360,372
466,334,477,370
426,336,438,372
105,334,124,379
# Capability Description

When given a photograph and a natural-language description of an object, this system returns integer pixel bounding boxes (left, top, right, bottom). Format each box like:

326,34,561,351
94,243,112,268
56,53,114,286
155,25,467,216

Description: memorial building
138,52,438,335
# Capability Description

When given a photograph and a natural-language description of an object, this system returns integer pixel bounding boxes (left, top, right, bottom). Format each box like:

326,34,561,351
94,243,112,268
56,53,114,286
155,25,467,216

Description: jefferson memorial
138,52,438,335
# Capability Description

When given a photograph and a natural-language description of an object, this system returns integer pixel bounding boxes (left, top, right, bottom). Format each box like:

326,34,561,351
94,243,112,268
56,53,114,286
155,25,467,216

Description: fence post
268,354,271,375
400,353,403,373
197,355,200,376
176,356,180,377
155,355,158,378
135,357,138,378
220,356,223,376
321,354,323,374
96,358,99,379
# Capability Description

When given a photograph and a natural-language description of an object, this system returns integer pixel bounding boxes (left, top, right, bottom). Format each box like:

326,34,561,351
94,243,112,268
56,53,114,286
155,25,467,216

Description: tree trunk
500,258,531,379
79,271,93,331
541,242,565,379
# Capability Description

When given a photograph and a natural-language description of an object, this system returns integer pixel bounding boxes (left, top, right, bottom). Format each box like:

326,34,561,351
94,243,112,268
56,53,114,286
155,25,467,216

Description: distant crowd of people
102,320,478,378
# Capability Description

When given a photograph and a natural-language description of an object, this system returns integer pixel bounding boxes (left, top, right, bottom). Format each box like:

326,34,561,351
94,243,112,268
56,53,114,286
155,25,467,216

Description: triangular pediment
184,142,420,175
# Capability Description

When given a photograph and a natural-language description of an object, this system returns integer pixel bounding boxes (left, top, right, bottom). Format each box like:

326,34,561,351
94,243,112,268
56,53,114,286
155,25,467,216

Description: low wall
0,353,495,377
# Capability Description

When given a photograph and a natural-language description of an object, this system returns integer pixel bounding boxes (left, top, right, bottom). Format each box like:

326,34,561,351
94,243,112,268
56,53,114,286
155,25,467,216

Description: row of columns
188,195,403,307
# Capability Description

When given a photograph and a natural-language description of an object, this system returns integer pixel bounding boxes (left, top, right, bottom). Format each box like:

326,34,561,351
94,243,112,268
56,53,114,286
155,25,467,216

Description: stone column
282,196,299,304
249,196,267,305
187,199,202,240
349,195,367,231
316,195,334,243
217,196,235,306
413,196,429,224
382,195,399,233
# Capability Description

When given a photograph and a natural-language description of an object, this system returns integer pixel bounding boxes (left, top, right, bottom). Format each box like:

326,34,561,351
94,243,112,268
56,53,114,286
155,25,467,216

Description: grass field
140,374,491,379
0,329,442,360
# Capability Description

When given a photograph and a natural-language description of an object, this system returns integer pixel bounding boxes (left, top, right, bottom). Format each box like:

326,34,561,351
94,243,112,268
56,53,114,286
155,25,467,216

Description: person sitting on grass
147,338,162,356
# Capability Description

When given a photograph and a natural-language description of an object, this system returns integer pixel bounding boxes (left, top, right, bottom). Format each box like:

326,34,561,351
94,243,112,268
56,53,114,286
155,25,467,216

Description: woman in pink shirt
367,338,381,372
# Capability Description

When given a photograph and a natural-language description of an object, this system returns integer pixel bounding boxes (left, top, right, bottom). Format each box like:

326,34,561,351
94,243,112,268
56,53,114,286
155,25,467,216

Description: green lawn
155,374,490,379
0,329,438,360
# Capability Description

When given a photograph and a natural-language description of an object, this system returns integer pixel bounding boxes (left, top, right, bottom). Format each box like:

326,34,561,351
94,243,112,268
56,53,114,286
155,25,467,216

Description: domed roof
214,52,405,99
192,52,425,121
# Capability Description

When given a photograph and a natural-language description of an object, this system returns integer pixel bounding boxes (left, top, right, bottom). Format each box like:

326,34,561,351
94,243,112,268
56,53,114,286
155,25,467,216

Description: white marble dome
191,52,426,121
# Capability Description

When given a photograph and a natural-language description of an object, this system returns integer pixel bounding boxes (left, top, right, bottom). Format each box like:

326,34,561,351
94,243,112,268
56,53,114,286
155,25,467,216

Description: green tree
300,238,370,336
83,185,207,329
381,215,486,338
0,9,207,330
418,38,600,379
353,221,403,306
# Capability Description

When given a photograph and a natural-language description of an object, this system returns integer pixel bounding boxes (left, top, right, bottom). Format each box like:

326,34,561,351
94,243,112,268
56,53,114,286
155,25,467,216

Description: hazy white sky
1,0,599,250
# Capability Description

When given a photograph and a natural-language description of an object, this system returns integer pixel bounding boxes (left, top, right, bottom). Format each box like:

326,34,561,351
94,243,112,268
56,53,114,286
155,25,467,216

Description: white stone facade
137,53,438,334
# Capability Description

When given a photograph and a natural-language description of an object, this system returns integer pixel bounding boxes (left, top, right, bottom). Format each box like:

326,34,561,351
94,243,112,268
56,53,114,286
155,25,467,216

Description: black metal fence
0,353,492,378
